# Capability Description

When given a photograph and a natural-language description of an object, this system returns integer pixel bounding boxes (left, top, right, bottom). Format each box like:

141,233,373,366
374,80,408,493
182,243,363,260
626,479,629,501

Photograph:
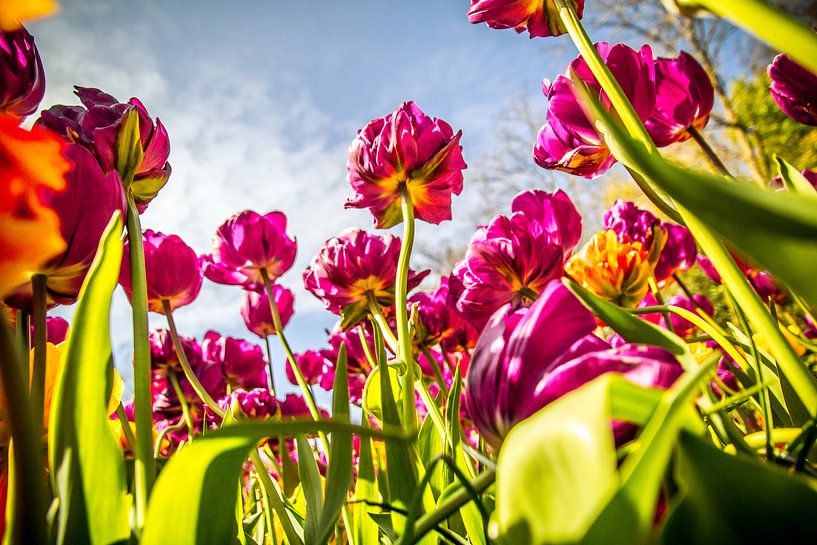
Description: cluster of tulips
3,1,817,544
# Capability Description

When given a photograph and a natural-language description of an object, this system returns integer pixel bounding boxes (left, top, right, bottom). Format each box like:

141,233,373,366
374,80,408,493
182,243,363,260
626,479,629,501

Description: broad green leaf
352,418,380,545
662,431,817,545
141,421,410,545
116,108,144,187
48,213,131,545
363,364,403,423
296,434,323,544
315,344,353,545
494,376,619,545
417,415,443,498
775,155,817,195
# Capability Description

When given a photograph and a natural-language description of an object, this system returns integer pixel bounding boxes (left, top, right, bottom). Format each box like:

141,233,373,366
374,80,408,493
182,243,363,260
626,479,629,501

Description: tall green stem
30,274,47,441
263,335,276,396
682,0,817,76
395,187,417,431
0,312,48,545
169,371,196,437
687,126,731,177
162,300,223,416
14,310,29,383
125,193,155,524
367,298,399,353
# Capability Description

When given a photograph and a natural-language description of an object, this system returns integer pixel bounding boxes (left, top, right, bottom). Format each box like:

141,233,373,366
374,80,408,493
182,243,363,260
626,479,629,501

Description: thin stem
263,335,276,396
688,0,817,77
395,186,417,431
162,299,224,417
626,168,684,224
648,277,674,335
153,418,184,458
367,297,399,353
687,126,731,177
357,325,378,371
249,449,303,545
421,346,448,393
30,274,47,439
115,403,137,454
411,470,495,543
169,371,196,438
0,313,48,545
14,310,29,383
125,192,155,521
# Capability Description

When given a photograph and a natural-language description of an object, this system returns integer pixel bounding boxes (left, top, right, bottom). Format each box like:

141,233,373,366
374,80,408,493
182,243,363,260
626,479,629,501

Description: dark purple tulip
149,329,204,377
534,43,656,178
410,276,477,351
203,210,297,289
287,350,326,387
37,87,171,211
4,143,126,310
120,230,203,314
646,52,714,147
455,189,581,331
202,331,268,391
303,228,429,329
240,284,295,338
464,280,683,449
0,26,45,119
768,54,817,126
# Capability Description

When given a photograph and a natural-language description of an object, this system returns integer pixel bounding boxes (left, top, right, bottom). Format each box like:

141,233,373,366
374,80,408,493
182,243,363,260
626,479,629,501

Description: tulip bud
346,101,466,229
768,54,817,126
120,230,203,313
0,26,45,119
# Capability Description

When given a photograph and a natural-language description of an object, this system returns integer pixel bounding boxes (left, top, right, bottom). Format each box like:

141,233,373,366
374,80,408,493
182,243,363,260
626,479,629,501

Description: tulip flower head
697,254,783,302
464,280,682,449
346,101,466,228
646,52,714,147
0,115,68,299
37,87,171,211
120,230,203,313
288,350,326,387
204,210,297,289
768,54,817,126
5,143,126,310
202,331,269,391
0,26,45,119
241,284,295,338
455,189,581,330
565,230,655,308
534,43,656,178
467,0,585,39
304,228,429,329
219,388,280,420
149,329,204,378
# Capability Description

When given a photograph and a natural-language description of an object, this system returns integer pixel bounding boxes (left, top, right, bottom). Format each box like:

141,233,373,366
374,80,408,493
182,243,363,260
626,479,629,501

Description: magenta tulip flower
465,280,683,449
303,228,429,329
0,26,45,119
646,52,714,147
534,43,656,178
410,276,477,351
202,331,268,390
697,254,783,302
287,350,326,387
218,388,279,420
203,210,297,289
37,87,171,211
4,143,126,310
467,0,585,39
346,101,466,229
241,284,295,338
640,292,714,338
768,54,817,126
120,230,203,313
454,189,581,331
319,323,378,403
148,328,204,377
27,316,69,347
603,199,696,283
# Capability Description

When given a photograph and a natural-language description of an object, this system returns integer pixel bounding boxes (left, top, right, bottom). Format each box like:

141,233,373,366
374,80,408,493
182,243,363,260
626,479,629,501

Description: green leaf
352,418,380,545
141,421,410,545
494,376,619,545
363,364,403,424
417,414,443,498
662,431,817,545
116,108,144,186
296,435,323,544
315,344,353,545
774,155,817,195
48,213,131,545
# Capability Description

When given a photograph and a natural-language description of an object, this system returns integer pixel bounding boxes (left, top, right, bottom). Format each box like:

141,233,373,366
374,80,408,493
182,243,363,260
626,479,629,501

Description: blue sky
28,0,622,398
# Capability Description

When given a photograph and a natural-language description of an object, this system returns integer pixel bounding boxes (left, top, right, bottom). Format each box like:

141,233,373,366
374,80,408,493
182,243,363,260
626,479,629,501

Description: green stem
263,335,276,396
411,470,494,543
153,418,184,459
162,299,224,416
396,186,417,431
421,346,448,394
14,310,29,383
357,325,378,371
125,192,155,522
115,403,137,454
367,298,399,354
687,126,732,177
648,277,674,335
626,168,684,224
249,449,304,545
30,274,47,440
0,313,48,545
685,0,817,76
169,371,197,438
